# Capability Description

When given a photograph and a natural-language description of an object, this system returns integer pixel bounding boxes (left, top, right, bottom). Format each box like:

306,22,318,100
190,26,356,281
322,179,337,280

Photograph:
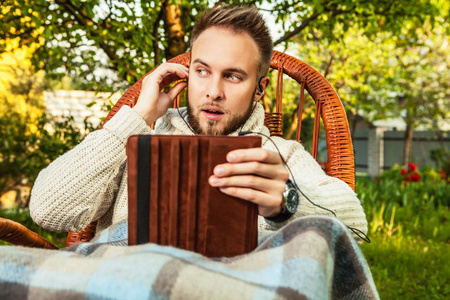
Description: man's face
187,27,261,135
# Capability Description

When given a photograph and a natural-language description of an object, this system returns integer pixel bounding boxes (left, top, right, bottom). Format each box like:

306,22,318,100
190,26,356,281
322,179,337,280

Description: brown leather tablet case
126,135,261,257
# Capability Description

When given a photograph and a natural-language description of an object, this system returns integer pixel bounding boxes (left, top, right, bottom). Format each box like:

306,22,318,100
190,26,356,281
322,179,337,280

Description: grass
362,234,449,299
1,171,449,298
357,173,450,299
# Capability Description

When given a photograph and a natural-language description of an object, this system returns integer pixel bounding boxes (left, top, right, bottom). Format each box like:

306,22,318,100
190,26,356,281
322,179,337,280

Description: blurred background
0,1,449,298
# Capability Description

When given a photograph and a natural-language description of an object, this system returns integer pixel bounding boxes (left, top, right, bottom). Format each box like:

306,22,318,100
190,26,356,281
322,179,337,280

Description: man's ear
254,76,270,102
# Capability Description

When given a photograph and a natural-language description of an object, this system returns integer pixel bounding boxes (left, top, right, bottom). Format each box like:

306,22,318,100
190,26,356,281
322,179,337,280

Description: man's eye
196,69,208,76
226,74,241,81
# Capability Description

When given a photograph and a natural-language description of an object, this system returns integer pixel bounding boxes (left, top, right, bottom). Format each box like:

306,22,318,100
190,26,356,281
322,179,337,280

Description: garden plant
358,164,449,299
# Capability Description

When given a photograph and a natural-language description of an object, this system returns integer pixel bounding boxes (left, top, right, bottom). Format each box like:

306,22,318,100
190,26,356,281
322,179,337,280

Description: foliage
0,44,99,199
356,169,449,299
430,147,450,181
294,20,450,127
0,112,97,199
0,0,444,92
294,11,450,166
0,40,47,120
358,165,449,213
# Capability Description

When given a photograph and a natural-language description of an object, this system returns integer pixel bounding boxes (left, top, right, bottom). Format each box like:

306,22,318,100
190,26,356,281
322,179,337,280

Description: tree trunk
153,4,164,66
403,123,413,166
164,4,187,60
285,106,299,140
349,114,358,144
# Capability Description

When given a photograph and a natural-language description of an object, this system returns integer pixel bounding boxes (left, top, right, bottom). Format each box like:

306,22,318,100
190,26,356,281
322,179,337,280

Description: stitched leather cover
127,135,261,257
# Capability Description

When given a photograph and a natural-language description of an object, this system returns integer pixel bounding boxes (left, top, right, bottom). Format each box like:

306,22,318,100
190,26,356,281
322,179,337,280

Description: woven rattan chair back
0,50,355,249
104,50,355,188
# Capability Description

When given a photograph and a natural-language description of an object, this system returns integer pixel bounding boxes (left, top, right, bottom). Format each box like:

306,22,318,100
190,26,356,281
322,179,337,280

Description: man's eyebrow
192,58,210,67
192,58,248,77
226,67,248,78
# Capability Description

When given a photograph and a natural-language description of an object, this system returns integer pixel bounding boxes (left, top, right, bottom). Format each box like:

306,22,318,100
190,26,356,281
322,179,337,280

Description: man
29,5,367,244
1,6,379,299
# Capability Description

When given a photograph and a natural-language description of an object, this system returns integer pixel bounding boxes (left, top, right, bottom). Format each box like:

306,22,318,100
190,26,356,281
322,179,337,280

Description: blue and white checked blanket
0,216,379,299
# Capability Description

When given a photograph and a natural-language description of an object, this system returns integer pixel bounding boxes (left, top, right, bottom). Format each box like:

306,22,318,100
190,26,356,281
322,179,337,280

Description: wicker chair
0,50,355,249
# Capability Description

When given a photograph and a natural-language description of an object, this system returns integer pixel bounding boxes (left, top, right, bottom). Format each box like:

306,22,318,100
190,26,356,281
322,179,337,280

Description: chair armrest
0,217,58,249
65,221,97,247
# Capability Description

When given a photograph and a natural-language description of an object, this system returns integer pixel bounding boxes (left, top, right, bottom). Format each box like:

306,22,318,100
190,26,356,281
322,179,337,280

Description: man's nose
206,76,224,100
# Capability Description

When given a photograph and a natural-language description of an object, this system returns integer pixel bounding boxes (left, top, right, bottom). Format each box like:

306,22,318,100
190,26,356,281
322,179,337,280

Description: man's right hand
133,63,189,126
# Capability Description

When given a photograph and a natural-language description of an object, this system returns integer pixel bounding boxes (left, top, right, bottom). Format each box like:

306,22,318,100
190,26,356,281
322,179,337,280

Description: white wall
43,90,121,132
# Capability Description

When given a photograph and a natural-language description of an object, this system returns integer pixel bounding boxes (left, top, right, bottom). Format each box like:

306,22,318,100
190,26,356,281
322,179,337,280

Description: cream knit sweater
30,103,367,244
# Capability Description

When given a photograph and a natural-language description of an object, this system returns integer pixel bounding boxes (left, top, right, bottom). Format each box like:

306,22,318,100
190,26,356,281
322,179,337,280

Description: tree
0,39,47,119
0,40,99,200
293,15,450,167
0,0,443,92
388,22,450,165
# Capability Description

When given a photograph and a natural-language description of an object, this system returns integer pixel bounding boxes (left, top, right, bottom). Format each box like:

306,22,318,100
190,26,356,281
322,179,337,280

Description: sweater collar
154,102,268,137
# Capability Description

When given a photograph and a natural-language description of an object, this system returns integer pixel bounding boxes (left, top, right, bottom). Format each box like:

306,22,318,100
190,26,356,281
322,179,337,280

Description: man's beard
186,90,256,136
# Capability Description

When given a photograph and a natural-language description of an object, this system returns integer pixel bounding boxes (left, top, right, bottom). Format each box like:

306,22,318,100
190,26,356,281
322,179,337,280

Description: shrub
0,112,98,202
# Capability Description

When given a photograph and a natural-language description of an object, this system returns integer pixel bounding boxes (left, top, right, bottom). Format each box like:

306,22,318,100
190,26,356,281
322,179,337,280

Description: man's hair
191,5,273,80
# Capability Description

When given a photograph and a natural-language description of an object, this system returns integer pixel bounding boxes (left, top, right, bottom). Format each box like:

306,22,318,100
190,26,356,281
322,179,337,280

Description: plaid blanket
0,216,379,299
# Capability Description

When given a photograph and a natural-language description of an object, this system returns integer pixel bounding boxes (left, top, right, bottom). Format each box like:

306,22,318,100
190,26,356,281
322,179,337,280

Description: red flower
400,169,407,175
440,170,446,180
410,173,421,182
408,162,418,172
403,176,410,182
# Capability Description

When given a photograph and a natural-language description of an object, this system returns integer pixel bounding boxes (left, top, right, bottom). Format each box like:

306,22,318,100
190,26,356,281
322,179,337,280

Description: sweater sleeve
261,137,368,243
29,106,151,232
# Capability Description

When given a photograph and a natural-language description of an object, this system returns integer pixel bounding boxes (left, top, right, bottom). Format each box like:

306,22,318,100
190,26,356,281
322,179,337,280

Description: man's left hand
208,148,290,217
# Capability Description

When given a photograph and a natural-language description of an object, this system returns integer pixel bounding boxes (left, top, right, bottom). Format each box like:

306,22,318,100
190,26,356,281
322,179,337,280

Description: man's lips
202,107,224,120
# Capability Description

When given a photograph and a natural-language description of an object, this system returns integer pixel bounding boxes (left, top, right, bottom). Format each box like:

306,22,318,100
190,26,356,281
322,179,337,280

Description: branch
54,0,89,27
376,0,395,15
273,1,395,46
274,11,321,45
153,0,165,66
54,0,137,80
323,51,335,78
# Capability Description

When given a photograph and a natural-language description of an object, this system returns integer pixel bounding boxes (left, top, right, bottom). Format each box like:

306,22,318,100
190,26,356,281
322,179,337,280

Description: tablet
126,134,261,257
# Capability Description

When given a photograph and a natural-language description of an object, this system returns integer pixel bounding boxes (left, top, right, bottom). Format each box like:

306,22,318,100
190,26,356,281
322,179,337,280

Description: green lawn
360,206,449,299
357,172,449,299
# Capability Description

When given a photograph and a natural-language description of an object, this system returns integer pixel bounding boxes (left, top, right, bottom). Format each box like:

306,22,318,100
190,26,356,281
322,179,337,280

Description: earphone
257,77,264,94
238,130,370,243
175,90,370,243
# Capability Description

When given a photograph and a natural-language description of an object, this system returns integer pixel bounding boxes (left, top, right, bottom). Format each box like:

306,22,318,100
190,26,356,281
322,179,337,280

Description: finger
166,81,188,101
160,73,188,89
218,186,272,206
227,148,283,164
213,161,289,180
152,64,189,87
155,63,189,76
217,186,282,217
209,174,285,195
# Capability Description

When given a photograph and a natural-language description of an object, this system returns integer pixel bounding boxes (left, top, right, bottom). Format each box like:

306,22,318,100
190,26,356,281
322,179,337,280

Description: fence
353,129,450,177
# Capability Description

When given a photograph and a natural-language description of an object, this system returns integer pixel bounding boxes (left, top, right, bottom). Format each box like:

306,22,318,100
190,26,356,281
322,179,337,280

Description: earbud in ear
257,77,265,94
